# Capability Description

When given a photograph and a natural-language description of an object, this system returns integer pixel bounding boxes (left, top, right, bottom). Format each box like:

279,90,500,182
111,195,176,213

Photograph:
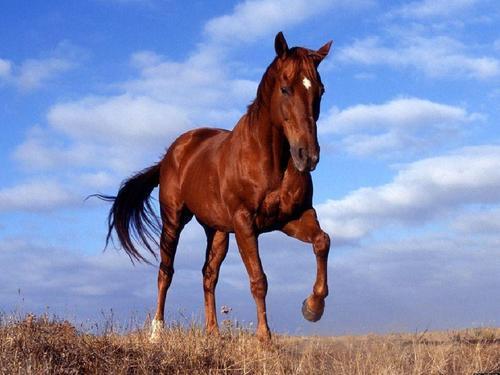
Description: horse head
269,32,332,172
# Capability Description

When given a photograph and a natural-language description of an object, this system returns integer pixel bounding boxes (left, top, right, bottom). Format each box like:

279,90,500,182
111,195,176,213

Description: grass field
1,314,499,374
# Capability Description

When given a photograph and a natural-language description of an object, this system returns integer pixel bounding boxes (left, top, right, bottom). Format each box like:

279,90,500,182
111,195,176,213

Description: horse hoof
205,327,220,337
150,332,161,343
257,331,272,345
301,298,324,322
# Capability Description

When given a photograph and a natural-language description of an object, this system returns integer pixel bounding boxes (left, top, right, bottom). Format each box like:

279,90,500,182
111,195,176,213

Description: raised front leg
281,208,330,322
233,210,271,342
202,229,229,335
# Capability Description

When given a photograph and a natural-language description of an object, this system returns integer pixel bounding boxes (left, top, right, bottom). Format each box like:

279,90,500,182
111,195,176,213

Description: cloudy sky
1,0,499,335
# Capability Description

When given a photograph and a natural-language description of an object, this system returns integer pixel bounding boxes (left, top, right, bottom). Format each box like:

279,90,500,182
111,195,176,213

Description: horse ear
317,40,333,60
275,31,289,58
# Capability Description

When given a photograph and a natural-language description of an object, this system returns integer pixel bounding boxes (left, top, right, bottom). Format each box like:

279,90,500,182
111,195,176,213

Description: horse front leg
281,208,330,322
233,210,271,342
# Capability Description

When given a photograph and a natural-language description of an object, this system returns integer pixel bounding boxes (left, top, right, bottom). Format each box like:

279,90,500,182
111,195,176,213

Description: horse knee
250,274,268,299
313,231,330,258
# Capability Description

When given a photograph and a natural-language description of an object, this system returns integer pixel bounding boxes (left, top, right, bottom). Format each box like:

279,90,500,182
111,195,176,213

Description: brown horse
98,32,332,342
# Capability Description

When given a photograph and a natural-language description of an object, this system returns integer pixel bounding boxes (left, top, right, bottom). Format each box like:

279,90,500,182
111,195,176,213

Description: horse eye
281,86,291,96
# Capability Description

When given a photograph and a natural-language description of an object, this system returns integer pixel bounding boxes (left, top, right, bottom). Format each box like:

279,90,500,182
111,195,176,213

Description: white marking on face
302,77,312,90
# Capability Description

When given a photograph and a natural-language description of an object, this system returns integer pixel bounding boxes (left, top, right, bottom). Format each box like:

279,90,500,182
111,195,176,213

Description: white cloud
0,58,12,78
123,48,256,122
393,0,479,18
48,94,190,145
0,180,77,212
77,171,116,190
130,50,162,68
320,97,480,156
322,97,476,133
13,128,98,171
13,48,256,175
452,206,500,235
9,52,253,211
353,72,376,80
339,132,405,157
338,35,500,79
205,0,329,43
205,0,371,43
317,145,500,243
16,57,74,90
0,43,78,91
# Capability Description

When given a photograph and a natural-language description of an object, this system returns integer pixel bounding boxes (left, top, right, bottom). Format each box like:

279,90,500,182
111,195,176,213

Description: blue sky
1,0,499,335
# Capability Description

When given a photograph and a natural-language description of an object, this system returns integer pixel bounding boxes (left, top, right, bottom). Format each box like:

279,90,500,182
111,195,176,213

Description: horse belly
181,161,232,230
188,193,233,232
184,159,233,229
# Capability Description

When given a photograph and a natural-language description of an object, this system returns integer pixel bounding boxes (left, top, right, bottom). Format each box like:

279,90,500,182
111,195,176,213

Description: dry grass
0,314,499,374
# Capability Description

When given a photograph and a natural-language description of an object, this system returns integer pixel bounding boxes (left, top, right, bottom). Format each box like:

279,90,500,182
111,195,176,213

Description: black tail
93,164,161,263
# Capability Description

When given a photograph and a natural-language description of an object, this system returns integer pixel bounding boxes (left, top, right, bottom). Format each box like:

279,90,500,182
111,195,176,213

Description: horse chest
256,169,310,229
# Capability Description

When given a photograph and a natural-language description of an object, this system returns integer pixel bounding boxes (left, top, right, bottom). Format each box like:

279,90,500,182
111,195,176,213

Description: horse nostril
298,147,306,161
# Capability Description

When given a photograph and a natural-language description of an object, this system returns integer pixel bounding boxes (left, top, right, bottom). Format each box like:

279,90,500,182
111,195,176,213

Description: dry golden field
0,314,499,374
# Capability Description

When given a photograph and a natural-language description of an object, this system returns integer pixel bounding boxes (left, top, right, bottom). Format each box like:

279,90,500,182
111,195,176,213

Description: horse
98,32,333,343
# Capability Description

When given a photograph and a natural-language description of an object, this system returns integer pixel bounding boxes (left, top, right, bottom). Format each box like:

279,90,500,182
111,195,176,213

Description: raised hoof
149,319,164,343
302,298,324,322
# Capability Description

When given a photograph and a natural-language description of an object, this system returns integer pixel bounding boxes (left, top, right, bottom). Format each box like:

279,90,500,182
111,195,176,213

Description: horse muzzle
290,145,319,172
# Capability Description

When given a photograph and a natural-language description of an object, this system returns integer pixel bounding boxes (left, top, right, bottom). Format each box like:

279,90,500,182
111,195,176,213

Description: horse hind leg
150,203,192,343
202,229,229,335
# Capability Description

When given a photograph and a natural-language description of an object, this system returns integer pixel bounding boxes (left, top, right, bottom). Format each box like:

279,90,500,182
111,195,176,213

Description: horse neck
233,64,288,173
236,108,288,174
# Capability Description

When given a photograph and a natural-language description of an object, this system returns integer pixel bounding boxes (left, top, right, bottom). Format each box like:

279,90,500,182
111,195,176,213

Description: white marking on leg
302,77,312,90
150,319,164,343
